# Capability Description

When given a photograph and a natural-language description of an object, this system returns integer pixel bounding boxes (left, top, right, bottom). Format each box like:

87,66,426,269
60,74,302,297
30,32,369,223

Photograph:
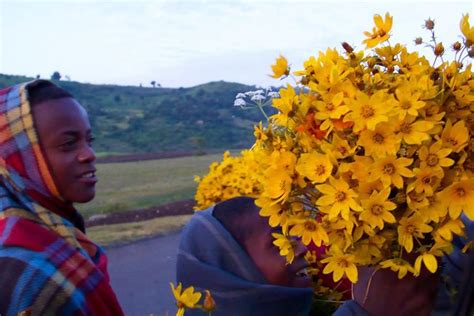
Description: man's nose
78,143,96,163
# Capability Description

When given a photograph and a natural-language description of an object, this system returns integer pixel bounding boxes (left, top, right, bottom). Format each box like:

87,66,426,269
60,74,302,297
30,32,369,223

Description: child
0,80,123,315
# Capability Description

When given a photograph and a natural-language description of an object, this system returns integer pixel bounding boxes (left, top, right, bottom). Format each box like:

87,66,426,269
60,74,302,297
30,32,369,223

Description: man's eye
60,140,77,149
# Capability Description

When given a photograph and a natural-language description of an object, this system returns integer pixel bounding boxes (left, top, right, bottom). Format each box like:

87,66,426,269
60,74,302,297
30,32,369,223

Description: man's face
244,211,312,288
33,98,97,204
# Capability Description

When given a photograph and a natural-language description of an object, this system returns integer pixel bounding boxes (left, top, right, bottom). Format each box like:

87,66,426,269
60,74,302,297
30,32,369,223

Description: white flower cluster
233,87,279,108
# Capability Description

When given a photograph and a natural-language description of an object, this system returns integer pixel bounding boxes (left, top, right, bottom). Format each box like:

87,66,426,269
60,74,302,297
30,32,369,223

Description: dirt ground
85,199,195,227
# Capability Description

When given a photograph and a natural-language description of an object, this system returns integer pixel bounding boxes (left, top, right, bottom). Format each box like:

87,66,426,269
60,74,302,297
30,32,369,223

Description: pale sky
1,0,472,88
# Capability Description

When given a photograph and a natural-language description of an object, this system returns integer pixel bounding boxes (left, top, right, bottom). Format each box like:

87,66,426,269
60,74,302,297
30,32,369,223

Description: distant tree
36,74,40,79
65,75,71,81
139,83,142,87
151,81,156,87
51,71,61,80
157,83,161,87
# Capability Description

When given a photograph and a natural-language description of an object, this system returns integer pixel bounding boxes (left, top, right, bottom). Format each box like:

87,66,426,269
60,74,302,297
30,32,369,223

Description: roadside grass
77,153,226,219
87,215,192,247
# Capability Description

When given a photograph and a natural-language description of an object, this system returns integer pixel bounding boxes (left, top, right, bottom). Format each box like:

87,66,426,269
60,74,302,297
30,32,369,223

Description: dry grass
87,215,192,247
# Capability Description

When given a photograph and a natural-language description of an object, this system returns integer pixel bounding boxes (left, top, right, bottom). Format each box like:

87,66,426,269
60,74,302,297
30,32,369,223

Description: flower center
422,176,432,185
446,137,458,147
383,163,395,175
406,224,416,234
338,258,350,268
304,221,317,231
361,105,375,118
399,122,411,134
372,133,385,144
335,191,347,202
400,100,411,110
316,165,326,176
426,154,439,167
326,103,335,111
371,204,384,215
338,146,348,155
456,187,466,197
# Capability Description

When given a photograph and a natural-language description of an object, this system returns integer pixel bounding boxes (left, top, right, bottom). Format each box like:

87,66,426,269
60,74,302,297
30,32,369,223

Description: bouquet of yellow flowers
195,13,473,286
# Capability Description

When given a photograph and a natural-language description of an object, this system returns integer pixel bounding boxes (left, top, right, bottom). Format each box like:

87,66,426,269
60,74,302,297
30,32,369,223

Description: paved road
106,232,181,316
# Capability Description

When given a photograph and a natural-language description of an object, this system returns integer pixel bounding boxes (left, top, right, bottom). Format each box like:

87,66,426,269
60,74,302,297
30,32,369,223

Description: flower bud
469,46,474,58
452,41,462,51
414,37,423,45
341,42,354,53
424,18,435,30
434,42,444,56
202,290,216,312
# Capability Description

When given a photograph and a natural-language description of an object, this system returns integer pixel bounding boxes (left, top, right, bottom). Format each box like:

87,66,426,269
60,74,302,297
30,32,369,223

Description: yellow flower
314,92,350,131
368,156,414,189
419,141,454,176
344,91,392,132
321,246,358,283
380,258,415,279
321,133,356,161
296,152,333,183
359,187,397,230
170,282,202,316
357,180,384,200
363,13,393,48
358,123,400,158
272,233,296,264
263,169,292,203
394,85,426,119
441,120,469,153
316,177,362,220
289,218,329,246
270,55,290,78
460,14,474,44
439,179,474,220
414,252,438,275
398,215,433,253
407,167,441,196
434,218,465,241
392,116,434,145
272,84,298,118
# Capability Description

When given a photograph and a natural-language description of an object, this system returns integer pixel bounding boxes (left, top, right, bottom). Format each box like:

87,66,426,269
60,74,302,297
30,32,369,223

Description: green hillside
0,74,275,153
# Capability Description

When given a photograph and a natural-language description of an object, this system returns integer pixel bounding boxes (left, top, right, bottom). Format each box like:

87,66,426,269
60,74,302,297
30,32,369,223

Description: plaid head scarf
0,81,123,315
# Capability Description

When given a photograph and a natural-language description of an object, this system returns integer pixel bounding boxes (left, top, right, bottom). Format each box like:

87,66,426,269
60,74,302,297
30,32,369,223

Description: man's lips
77,170,97,184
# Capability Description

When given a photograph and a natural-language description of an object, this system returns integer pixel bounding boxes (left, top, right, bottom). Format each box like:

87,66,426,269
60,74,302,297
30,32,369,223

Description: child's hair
26,80,73,106
213,196,262,247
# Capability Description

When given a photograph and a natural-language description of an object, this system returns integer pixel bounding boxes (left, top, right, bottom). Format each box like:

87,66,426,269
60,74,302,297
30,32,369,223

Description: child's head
213,196,311,288
27,80,97,204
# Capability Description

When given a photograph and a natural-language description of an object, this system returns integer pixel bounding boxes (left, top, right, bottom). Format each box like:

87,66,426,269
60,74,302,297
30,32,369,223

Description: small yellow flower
441,120,469,153
368,156,414,189
344,91,392,132
439,179,474,220
316,177,363,220
263,169,292,203
363,13,393,48
358,123,400,158
434,218,465,241
414,252,438,275
394,85,426,119
460,14,474,44
270,55,290,78
321,246,358,283
170,282,202,316
359,187,397,230
272,232,296,264
380,258,415,279
289,218,329,247
296,152,333,183
419,141,454,176
408,167,441,196
398,215,433,253
392,116,434,145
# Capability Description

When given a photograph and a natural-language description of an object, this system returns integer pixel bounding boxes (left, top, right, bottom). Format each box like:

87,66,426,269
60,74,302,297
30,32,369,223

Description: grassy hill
0,74,276,153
